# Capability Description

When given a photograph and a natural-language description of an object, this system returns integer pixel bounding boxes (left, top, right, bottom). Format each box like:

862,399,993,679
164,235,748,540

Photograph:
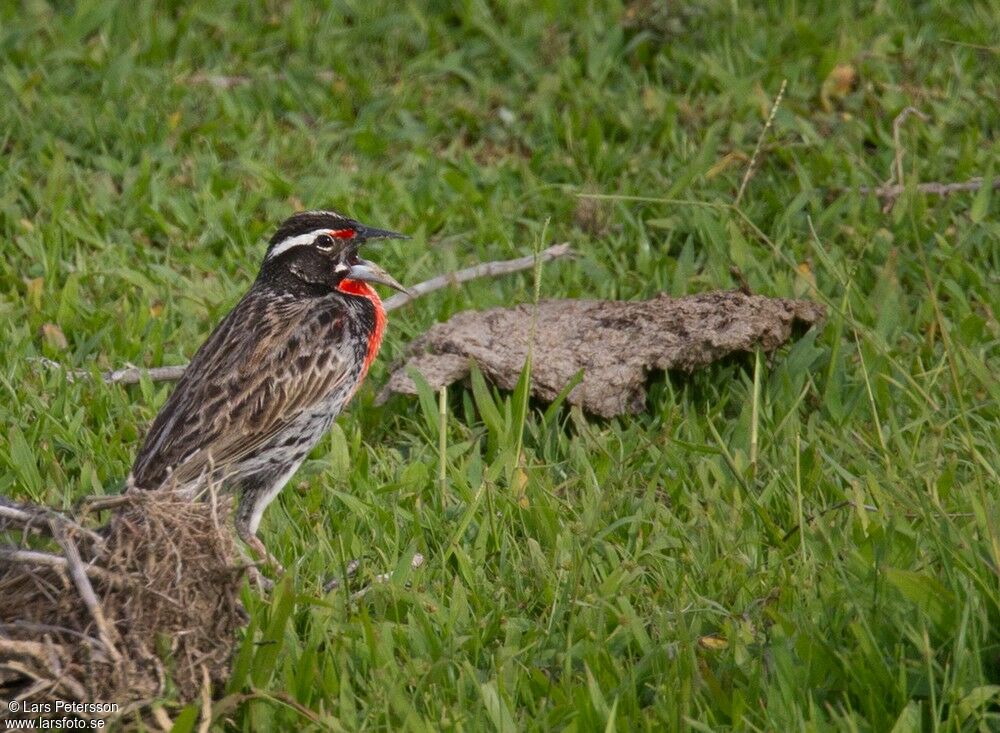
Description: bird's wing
131,290,355,490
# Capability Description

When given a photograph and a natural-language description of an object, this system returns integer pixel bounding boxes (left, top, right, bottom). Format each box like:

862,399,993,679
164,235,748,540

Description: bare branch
0,498,106,545
180,73,251,89
856,176,1000,199
27,358,187,386
382,242,573,312
878,106,929,212
102,365,188,385
890,106,929,188
1,620,106,645
49,523,123,662
0,547,121,587
31,244,574,387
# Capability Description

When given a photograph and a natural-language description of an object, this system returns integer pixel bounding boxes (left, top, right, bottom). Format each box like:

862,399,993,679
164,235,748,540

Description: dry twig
181,73,251,89
382,242,571,311
1,498,106,545
49,523,122,662
31,245,574,387
179,70,338,89
879,106,929,212
890,107,929,188
848,107,997,207
856,176,1000,199
0,547,121,586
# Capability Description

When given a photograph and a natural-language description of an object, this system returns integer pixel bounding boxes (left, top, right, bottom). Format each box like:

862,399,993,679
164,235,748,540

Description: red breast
336,278,386,377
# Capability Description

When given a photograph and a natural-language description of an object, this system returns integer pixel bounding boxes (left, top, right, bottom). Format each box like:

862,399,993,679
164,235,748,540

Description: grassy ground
2,0,999,729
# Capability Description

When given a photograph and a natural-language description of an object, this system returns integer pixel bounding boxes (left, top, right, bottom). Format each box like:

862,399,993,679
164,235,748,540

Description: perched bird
127,210,407,571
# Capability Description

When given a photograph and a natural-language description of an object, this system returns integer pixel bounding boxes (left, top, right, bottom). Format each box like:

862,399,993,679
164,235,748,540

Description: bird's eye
315,234,336,250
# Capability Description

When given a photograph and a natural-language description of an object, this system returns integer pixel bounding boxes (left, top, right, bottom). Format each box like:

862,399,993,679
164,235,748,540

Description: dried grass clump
0,490,245,721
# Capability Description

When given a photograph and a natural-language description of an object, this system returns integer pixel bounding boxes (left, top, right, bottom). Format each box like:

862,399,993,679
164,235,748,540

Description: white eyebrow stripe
266,230,329,260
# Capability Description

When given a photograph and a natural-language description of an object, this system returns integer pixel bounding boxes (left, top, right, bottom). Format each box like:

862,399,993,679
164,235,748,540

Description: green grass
2,0,999,729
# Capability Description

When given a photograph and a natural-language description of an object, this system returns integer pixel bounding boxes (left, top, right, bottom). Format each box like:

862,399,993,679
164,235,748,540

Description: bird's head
262,210,408,293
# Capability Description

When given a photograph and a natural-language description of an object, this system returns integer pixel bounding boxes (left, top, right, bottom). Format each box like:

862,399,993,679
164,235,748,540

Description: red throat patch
336,279,387,376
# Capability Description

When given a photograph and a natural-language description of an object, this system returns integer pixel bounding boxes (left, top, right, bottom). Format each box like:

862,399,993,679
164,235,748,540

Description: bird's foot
236,532,283,591
241,532,286,575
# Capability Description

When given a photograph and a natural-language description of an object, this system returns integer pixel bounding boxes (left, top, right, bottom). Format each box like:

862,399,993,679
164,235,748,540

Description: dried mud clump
0,491,245,722
381,290,826,417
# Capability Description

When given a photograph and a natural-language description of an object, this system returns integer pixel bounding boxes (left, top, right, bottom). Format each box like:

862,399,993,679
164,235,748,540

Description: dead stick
855,176,1000,199
0,548,120,584
34,244,574,387
890,107,929,188
878,106,929,212
1,620,105,644
382,242,572,311
0,501,106,545
49,523,123,662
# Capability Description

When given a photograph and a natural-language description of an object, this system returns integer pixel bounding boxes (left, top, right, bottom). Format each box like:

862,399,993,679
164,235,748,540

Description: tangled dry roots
0,491,245,722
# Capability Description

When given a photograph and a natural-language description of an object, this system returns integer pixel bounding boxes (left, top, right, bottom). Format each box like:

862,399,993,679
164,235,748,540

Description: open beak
348,258,410,294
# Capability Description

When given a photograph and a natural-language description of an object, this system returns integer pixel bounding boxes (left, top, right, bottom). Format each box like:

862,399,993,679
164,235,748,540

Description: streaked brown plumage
128,210,407,569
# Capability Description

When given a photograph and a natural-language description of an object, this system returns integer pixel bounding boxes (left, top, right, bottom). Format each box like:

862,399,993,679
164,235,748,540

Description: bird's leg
233,481,286,585
232,533,273,591
234,515,283,591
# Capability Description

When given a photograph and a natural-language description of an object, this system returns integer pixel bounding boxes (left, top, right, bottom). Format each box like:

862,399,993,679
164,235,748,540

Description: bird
127,210,408,576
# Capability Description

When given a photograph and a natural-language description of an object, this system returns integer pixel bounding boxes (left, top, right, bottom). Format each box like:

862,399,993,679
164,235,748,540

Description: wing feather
131,290,354,489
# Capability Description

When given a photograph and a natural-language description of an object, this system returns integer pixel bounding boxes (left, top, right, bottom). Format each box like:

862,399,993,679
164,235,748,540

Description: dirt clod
381,290,826,417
